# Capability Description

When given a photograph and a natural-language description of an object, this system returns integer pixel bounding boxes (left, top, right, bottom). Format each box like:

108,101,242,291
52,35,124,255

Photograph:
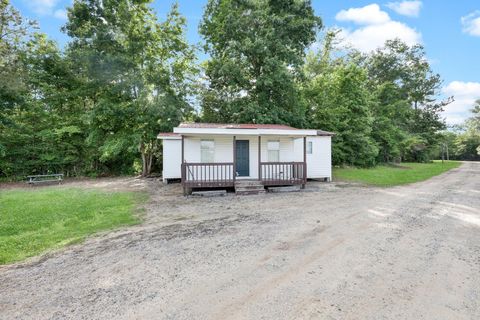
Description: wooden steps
235,180,266,195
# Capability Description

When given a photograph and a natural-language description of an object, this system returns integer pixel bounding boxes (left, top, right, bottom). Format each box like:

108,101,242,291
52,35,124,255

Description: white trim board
173,127,317,137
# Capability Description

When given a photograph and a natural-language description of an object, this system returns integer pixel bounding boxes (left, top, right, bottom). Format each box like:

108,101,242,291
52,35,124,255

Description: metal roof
157,123,335,138
178,123,297,130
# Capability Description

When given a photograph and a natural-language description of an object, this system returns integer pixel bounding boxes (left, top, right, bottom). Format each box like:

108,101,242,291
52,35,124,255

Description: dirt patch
384,162,412,169
1,162,479,319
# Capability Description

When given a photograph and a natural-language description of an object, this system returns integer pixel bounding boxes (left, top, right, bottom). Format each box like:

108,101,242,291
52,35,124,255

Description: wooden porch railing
181,162,235,188
181,161,306,189
260,162,306,186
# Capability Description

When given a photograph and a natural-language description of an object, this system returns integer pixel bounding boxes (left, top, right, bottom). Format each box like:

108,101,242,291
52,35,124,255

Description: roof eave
157,133,181,140
173,127,318,136
316,130,335,136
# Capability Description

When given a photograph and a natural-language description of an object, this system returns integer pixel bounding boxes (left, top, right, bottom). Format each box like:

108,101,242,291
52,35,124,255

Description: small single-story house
158,123,334,195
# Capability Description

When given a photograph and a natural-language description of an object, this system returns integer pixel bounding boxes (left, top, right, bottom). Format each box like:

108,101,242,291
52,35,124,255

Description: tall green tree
0,0,36,124
0,32,87,178
365,39,448,162
370,82,410,162
64,0,196,176
303,38,378,166
200,0,321,127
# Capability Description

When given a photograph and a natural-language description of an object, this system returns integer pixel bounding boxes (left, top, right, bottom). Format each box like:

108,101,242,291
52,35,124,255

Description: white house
158,123,333,195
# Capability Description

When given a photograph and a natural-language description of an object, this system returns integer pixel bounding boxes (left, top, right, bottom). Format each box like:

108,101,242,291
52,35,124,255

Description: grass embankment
333,160,461,187
0,187,146,264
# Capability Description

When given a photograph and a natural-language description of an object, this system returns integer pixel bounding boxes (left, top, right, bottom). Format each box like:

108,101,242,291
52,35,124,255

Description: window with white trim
267,140,280,162
307,141,313,154
200,139,215,162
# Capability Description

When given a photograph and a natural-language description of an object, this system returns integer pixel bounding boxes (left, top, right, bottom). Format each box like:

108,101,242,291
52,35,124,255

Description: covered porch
180,134,308,195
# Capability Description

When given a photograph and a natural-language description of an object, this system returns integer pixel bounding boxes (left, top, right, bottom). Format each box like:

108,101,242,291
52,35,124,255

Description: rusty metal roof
178,123,298,130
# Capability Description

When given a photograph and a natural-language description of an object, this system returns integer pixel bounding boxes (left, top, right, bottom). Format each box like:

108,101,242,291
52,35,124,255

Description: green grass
0,187,147,264
333,161,461,187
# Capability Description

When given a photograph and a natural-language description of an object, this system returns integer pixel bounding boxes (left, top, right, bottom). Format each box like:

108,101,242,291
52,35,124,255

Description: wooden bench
27,174,64,185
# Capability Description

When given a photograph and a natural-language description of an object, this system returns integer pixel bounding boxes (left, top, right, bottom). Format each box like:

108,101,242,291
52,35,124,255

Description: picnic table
27,174,64,185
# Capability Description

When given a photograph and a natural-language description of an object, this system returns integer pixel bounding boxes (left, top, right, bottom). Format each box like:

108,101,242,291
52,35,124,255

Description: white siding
182,136,234,181
184,136,233,163
183,136,295,179
236,136,294,179
184,136,259,178
161,134,331,181
294,136,332,180
162,139,182,180
261,137,295,162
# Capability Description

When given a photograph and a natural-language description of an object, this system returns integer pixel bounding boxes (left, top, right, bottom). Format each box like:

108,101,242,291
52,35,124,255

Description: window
200,140,215,162
267,140,280,162
307,141,313,154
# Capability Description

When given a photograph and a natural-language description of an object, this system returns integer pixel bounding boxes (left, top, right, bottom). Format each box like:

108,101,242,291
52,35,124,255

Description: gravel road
1,162,479,320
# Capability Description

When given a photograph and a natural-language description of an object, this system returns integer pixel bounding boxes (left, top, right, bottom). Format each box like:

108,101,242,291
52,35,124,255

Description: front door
235,140,250,176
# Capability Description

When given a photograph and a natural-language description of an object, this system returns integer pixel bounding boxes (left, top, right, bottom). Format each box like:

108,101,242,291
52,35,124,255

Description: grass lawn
333,160,461,187
0,187,147,264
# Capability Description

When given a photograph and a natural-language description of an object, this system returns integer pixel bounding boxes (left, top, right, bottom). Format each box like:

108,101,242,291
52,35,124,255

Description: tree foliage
302,33,449,166
1,1,476,179
443,102,480,161
1,0,195,179
64,0,196,176
199,0,322,127
303,47,378,166
0,0,36,123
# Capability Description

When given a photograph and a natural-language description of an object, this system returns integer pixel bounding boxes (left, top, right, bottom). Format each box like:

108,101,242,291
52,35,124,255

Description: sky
10,0,480,125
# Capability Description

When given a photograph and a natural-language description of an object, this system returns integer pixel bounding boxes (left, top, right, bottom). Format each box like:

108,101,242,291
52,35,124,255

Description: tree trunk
141,151,147,177
139,141,155,177
147,152,153,176
139,142,147,177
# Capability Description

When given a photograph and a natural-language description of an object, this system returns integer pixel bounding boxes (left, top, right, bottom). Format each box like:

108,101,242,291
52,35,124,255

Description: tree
0,0,36,124
456,101,480,160
370,82,410,162
64,0,196,176
303,43,378,166
364,39,448,161
466,99,480,133
199,0,322,127
0,32,88,178
438,103,480,161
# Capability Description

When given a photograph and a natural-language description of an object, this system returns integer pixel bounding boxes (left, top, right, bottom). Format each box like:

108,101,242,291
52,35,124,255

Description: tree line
1,0,479,180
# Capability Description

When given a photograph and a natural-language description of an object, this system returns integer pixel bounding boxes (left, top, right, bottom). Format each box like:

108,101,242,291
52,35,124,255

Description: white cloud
26,0,60,15
386,1,422,17
24,0,66,20
336,4,390,25
339,21,421,52
461,11,480,37
53,9,67,20
335,4,422,53
442,81,480,124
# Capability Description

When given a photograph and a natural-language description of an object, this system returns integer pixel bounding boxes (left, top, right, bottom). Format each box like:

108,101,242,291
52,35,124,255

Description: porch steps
235,180,266,195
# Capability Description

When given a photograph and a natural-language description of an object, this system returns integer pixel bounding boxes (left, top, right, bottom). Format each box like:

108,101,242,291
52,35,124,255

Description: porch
180,135,307,195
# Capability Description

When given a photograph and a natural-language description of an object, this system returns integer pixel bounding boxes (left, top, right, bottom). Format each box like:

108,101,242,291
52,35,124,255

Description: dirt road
1,162,479,319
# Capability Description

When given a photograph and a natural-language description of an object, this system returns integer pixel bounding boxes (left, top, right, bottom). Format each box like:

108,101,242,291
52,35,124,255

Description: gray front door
235,140,250,176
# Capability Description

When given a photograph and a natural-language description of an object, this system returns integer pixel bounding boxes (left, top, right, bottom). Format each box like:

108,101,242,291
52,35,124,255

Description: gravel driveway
1,162,479,320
